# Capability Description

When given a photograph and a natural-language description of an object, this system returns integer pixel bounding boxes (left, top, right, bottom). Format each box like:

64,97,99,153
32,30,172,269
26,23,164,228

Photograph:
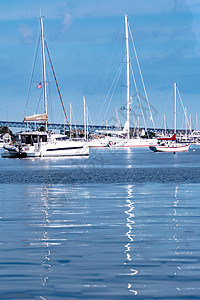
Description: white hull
2,136,89,158
107,137,157,148
38,141,89,157
149,143,190,152
87,137,110,148
123,138,157,147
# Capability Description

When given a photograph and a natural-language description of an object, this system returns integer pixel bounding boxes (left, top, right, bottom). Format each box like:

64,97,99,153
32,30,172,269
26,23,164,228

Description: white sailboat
2,16,89,158
107,15,157,148
149,83,190,153
81,96,111,148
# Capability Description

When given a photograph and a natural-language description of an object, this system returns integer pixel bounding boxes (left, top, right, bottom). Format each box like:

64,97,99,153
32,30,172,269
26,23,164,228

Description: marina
1,15,198,155
0,1,200,299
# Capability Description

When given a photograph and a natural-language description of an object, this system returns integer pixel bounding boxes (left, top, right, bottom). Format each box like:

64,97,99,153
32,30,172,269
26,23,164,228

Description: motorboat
2,131,88,158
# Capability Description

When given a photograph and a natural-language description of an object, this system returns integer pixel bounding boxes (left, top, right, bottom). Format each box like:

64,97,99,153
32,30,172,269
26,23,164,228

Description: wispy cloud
19,25,34,44
62,12,72,32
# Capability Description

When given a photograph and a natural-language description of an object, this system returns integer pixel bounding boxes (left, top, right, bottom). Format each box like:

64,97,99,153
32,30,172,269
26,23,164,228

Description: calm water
0,146,200,299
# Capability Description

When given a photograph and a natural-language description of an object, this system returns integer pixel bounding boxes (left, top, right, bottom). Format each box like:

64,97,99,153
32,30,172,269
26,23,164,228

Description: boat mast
70,102,72,139
174,82,177,135
164,114,166,136
125,14,130,140
185,107,187,137
40,16,48,130
86,106,89,140
83,96,86,140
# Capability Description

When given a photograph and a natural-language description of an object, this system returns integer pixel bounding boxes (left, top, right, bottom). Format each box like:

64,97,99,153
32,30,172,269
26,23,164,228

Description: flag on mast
37,82,42,89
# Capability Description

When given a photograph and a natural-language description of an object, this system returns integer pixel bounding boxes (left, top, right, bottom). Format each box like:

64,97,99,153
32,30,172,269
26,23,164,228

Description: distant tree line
0,126,13,137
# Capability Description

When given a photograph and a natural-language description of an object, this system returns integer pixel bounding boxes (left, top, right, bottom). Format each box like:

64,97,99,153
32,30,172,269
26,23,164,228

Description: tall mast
40,16,48,130
185,107,188,136
196,113,198,130
125,14,130,139
164,114,166,136
83,96,86,140
174,82,176,135
70,102,72,139
86,106,89,140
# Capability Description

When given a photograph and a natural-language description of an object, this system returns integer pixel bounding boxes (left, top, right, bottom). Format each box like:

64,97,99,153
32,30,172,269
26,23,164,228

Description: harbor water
0,146,200,299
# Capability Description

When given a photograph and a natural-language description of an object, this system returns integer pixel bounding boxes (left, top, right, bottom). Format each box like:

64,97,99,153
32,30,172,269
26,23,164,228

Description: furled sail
24,114,48,122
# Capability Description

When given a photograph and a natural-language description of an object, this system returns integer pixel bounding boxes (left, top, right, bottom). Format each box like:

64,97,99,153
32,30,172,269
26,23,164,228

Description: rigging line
130,64,147,132
103,64,123,122
45,52,54,124
95,23,124,124
35,89,43,114
133,114,139,136
88,110,93,130
162,114,168,132
128,23,155,129
181,112,185,130
44,39,70,129
176,87,191,132
115,105,121,129
46,79,54,124
86,104,94,131
24,28,40,119
97,63,123,122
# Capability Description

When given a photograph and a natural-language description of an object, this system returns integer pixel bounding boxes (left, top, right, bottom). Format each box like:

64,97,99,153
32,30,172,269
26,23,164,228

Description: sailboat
106,15,157,148
81,96,110,148
2,16,89,158
149,83,191,153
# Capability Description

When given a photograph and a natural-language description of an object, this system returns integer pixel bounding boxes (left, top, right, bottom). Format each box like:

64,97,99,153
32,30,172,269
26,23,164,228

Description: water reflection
126,148,132,169
25,184,75,294
172,186,181,292
124,184,138,295
41,186,51,288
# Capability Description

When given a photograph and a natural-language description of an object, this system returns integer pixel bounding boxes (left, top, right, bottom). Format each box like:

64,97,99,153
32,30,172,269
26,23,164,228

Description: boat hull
107,138,157,148
149,144,190,152
87,137,110,148
40,143,89,157
2,141,89,158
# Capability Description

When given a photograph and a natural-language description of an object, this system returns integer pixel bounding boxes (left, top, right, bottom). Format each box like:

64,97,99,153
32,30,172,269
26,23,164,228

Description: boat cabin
17,132,48,145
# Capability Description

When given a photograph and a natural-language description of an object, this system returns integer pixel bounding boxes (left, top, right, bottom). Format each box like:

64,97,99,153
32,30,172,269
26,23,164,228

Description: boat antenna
44,39,70,129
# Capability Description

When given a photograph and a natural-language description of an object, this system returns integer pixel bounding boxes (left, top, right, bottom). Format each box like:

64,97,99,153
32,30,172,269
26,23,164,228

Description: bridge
0,120,188,135
0,120,125,132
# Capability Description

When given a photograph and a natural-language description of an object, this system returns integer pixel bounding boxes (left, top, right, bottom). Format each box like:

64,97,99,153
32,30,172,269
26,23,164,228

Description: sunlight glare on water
0,147,200,299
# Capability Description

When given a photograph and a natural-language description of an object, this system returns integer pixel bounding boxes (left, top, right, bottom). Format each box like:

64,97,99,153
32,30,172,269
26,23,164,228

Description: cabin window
41,135,47,142
55,137,66,141
32,135,38,143
25,135,32,145
21,135,25,143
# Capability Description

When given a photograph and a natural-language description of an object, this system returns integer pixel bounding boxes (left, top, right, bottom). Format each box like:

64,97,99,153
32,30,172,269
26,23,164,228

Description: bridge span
0,120,183,135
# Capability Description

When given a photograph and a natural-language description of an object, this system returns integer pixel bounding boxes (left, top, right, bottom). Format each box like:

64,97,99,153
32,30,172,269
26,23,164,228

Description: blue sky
0,0,200,130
